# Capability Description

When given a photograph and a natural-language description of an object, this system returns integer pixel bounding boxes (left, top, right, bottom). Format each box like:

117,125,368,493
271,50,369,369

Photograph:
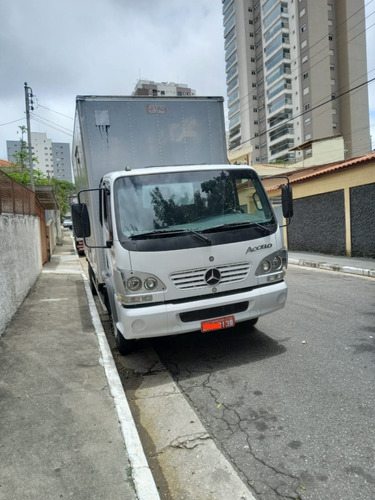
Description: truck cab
73,163,292,353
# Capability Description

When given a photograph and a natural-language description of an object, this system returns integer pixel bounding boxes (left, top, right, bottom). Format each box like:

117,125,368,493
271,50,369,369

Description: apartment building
51,142,72,182
132,80,196,97
222,0,371,164
7,132,73,182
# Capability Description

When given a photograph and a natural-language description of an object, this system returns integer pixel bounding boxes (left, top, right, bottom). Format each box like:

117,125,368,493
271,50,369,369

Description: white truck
72,95,293,354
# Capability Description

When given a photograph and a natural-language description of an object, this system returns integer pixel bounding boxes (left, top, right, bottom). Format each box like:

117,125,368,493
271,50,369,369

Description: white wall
0,215,42,336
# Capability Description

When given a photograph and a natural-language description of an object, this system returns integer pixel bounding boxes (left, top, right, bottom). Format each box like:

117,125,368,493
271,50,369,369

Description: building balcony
229,124,240,140
266,63,291,86
269,138,295,159
267,80,292,101
268,96,292,116
269,126,294,143
268,110,293,128
229,136,241,150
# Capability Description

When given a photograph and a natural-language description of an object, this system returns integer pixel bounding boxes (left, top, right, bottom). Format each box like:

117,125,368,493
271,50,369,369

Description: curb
288,258,375,278
82,274,161,500
62,232,160,500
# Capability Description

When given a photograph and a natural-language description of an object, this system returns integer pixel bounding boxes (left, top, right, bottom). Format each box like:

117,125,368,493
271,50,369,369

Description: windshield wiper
201,221,276,233
182,228,211,244
129,228,211,245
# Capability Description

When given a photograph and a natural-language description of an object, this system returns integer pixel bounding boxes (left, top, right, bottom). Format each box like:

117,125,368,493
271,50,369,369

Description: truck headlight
124,271,165,294
261,260,271,272
127,276,142,291
271,256,282,270
114,268,165,304
256,249,287,277
144,277,158,290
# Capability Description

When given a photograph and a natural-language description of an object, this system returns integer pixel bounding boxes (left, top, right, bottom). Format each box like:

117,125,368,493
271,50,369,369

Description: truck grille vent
180,302,249,323
170,263,250,290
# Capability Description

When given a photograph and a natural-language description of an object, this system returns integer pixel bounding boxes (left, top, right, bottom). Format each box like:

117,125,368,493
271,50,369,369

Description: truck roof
75,95,224,102
102,164,257,180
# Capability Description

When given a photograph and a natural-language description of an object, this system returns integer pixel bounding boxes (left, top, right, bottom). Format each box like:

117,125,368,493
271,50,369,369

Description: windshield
114,169,275,239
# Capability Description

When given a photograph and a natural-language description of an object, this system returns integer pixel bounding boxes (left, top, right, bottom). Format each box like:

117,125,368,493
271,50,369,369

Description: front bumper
115,281,287,340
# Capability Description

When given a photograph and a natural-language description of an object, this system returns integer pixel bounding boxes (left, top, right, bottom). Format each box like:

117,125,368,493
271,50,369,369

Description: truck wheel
245,318,259,327
88,266,97,296
114,323,134,355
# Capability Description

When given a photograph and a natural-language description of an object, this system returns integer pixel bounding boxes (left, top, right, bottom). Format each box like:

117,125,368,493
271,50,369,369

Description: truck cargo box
73,95,228,192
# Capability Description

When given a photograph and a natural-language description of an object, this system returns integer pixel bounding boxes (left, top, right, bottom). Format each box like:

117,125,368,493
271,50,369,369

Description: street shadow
147,322,287,382
95,289,288,390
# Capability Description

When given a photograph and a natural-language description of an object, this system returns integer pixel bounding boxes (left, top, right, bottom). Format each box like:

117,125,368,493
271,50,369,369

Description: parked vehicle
72,95,293,354
74,236,85,255
62,218,72,229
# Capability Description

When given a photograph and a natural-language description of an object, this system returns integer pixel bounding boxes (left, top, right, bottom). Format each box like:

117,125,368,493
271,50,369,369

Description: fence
0,171,47,263
0,171,42,216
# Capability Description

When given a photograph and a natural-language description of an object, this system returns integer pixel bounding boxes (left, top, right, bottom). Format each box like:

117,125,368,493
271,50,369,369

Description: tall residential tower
222,0,371,164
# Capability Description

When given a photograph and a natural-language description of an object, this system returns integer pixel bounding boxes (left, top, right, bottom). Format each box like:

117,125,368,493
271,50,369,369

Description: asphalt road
147,266,375,499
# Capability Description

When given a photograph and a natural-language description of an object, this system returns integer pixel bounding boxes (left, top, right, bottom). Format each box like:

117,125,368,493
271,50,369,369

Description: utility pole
24,82,35,190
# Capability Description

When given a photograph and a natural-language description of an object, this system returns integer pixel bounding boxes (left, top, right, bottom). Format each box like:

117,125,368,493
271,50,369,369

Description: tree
51,178,76,217
3,125,76,216
5,166,76,217
10,125,39,171
5,167,47,185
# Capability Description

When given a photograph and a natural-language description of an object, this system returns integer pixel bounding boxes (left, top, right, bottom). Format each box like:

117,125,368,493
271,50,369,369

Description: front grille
180,301,249,323
170,262,250,290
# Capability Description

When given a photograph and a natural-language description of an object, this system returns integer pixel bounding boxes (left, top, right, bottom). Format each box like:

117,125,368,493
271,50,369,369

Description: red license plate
201,315,235,333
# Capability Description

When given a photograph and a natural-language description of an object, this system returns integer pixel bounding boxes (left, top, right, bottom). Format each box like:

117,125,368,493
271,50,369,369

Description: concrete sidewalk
0,230,159,500
288,250,375,278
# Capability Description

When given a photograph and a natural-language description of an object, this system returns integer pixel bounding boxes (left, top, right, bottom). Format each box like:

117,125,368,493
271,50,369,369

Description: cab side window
103,187,113,240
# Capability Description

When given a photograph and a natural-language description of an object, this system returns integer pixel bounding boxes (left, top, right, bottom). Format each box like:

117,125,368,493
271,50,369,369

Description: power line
30,112,73,134
223,0,375,155
30,114,73,137
227,73,375,154
36,102,74,120
230,74,375,153
225,0,375,117
0,118,25,127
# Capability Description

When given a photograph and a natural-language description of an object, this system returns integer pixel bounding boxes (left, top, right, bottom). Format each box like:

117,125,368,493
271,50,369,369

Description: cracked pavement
148,267,375,500
98,308,254,500
99,266,374,500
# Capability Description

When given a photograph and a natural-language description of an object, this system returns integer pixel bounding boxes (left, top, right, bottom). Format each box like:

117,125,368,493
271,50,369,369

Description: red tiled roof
263,152,375,191
0,159,14,168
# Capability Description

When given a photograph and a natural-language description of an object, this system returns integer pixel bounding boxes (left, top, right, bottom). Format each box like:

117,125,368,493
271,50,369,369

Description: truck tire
88,265,97,296
245,317,259,327
113,322,134,355
103,289,132,354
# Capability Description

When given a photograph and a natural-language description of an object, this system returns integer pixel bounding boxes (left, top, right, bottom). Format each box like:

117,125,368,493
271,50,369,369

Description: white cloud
0,0,226,158
365,1,375,146
2,0,375,159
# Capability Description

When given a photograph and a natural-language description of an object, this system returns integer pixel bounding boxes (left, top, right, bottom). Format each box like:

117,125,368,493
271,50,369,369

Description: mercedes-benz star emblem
205,268,221,285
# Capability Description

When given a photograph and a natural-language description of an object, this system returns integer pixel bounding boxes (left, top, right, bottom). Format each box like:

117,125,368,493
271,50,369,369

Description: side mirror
252,192,263,211
71,203,91,238
281,184,293,219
